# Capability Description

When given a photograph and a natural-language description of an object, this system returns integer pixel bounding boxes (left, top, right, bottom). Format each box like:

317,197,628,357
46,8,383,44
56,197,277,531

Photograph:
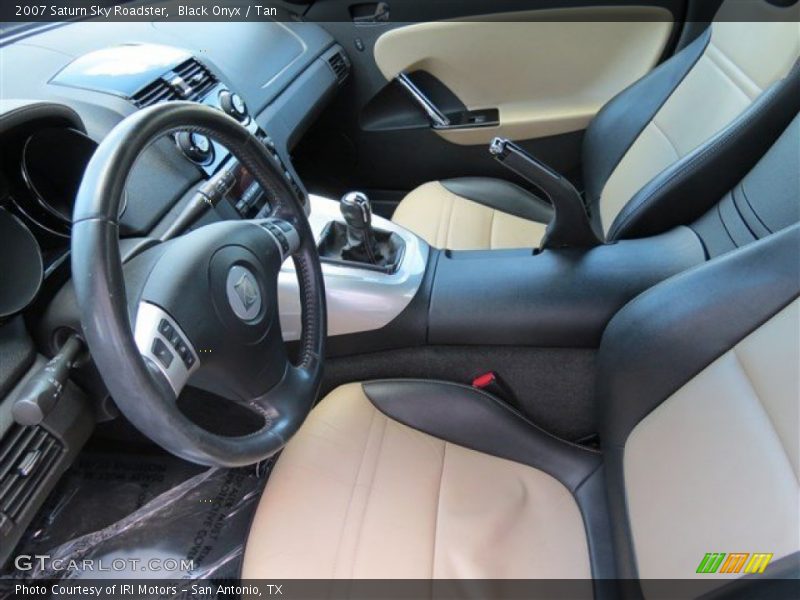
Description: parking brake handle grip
489,138,601,249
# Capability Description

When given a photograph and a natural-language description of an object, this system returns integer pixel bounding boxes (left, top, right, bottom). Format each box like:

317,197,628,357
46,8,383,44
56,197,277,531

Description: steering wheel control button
176,341,189,359
264,222,290,253
226,265,262,322
158,319,173,336
156,318,196,368
134,302,200,396
151,338,174,368
260,219,300,257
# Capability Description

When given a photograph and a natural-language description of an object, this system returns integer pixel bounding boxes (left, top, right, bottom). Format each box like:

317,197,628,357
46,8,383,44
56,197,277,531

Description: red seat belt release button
471,371,522,411
472,372,497,389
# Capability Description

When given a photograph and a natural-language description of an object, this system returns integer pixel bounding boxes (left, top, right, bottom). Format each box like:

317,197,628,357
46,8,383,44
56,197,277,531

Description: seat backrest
596,223,800,592
692,112,800,258
582,0,799,242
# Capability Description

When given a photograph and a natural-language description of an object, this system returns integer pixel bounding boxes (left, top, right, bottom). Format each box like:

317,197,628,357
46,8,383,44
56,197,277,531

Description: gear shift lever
340,191,382,264
318,191,404,271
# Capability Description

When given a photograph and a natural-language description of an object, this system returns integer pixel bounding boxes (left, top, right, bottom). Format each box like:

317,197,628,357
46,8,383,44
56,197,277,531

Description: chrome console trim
278,194,429,341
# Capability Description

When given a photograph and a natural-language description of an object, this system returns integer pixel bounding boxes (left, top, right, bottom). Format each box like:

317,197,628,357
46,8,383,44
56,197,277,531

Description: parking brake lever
490,138,601,249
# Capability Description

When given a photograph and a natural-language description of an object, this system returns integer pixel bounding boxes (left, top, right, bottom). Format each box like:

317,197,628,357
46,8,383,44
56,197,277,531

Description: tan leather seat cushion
242,382,590,579
392,181,547,250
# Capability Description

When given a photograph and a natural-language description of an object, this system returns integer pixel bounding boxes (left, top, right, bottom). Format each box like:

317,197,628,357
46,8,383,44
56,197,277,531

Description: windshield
0,23,40,37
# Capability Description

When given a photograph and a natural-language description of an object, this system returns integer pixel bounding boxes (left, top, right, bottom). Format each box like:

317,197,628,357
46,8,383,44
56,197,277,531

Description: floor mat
7,452,272,584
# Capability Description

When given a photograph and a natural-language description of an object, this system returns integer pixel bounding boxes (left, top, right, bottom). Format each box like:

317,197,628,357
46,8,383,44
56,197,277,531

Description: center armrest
428,227,705,347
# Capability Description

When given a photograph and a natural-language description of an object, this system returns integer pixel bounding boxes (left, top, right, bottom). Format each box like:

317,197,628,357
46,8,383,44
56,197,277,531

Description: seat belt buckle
471,371,521,411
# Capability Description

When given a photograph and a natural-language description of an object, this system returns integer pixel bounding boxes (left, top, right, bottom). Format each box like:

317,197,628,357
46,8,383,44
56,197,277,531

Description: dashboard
0,17,348,563
0,18,348,334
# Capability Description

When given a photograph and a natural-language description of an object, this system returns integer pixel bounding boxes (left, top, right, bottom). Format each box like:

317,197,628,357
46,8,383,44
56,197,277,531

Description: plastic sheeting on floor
9,453,272,583
16,452,206,555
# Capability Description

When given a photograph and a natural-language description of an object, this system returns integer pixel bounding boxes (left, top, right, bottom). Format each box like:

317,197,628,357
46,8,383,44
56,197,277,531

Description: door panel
373,7,674,145
294,0,688,215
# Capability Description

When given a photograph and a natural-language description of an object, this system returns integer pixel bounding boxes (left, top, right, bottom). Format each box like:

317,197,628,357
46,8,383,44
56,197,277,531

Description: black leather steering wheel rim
71,102,326,466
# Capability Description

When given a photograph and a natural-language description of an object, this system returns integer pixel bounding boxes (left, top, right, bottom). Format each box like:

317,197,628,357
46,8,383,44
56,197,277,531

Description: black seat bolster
362,379,616,584
595,224,800,585
582,28,711,209
439,177,553,224
575,465,618,592
607,60,800,242
691,113,800,259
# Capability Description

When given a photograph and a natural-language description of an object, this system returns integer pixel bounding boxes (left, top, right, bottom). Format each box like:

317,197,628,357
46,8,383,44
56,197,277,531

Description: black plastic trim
428,228,705,348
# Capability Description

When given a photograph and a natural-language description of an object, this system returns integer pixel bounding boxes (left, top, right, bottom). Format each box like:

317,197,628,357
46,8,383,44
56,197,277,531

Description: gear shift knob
340,191,382,264
340,191,372,231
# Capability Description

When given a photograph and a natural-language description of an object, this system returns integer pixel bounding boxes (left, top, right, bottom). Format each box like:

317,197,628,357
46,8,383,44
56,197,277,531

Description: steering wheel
71,102,326,466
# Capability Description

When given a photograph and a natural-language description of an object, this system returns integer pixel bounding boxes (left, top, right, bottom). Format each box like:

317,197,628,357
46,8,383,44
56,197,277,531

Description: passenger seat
392,1,800,250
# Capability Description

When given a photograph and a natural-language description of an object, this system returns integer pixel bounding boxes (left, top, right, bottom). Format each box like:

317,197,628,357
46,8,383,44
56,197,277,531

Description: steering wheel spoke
133,302,200,398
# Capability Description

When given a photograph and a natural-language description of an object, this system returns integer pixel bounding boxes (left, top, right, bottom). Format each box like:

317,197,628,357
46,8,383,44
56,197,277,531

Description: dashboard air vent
327,50,350,84
131,79,180,108
131,58,218,108
0,424,64,527
173,58,218,100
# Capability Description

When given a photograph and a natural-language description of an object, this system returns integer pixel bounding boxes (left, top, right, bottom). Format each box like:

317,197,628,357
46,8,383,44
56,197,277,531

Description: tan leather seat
392,181,548,251
242,383,591,579
391,5,800,250
243,225,800,588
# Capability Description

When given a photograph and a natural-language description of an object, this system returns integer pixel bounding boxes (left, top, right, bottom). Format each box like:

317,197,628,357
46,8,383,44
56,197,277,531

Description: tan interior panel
373,6,674,146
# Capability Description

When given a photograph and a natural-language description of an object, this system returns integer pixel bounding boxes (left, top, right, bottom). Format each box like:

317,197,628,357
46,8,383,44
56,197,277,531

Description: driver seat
243,225,799,587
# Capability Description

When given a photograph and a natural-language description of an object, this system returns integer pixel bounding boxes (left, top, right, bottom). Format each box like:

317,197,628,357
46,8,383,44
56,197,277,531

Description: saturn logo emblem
234,272,258,309
226,265,262,321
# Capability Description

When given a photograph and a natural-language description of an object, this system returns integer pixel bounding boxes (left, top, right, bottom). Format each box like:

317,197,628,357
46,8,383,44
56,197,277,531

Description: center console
278,192,706,351
427,228,705,348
